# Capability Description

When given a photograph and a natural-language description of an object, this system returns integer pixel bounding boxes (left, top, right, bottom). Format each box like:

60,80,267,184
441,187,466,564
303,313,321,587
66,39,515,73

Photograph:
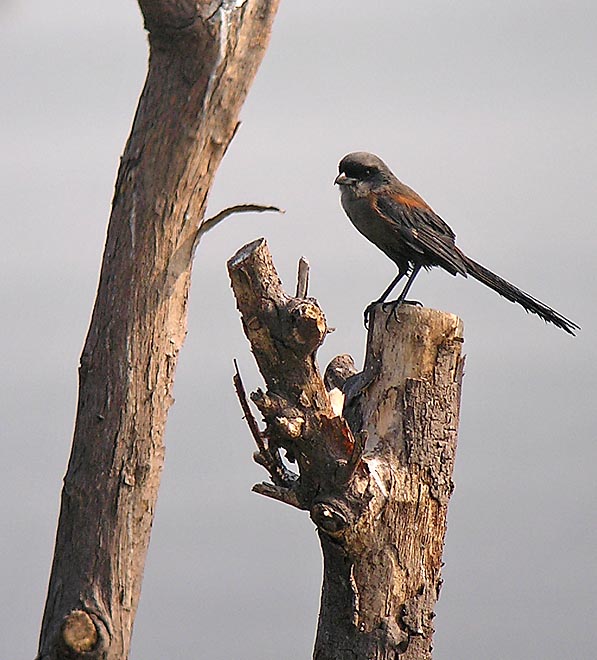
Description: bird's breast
340,189,409,267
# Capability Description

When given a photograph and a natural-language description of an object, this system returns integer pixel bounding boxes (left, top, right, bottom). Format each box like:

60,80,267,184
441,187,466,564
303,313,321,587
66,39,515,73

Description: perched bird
334,151,579,335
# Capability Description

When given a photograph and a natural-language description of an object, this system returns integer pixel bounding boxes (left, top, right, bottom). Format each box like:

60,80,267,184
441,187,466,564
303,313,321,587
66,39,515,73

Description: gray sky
1,1,596,658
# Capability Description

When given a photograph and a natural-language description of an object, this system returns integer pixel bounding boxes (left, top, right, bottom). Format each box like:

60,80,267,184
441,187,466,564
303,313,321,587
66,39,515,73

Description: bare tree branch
37,3,281,659
200,204,283,237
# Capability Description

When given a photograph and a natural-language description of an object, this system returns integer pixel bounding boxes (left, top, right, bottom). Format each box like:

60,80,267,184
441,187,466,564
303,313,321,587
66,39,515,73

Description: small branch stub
295,256,310,298
228,239,464,660
60,610,98,655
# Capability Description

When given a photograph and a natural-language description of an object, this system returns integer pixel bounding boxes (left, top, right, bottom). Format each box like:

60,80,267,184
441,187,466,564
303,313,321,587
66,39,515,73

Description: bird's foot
383,300,401,329
381,299,423,329
365,299,423,329
382,299,422,309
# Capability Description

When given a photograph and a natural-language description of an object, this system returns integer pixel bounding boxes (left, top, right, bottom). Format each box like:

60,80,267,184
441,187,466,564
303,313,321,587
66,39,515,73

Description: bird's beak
334,173,353,186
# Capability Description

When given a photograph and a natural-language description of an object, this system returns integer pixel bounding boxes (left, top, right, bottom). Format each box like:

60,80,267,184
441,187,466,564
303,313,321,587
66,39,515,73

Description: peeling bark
37,3,280,659
228,239,464,660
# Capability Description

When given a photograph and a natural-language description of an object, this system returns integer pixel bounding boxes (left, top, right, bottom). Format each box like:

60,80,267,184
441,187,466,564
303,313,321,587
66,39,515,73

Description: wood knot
310,501,349,535
288,300,327,353
60,609,98,655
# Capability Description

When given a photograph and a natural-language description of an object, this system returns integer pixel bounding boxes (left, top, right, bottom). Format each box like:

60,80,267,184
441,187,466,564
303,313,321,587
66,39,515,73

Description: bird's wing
374,192,468,275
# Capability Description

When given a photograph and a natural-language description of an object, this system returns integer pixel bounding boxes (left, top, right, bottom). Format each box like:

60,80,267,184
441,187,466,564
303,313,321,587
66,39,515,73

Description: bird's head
334,152,392,196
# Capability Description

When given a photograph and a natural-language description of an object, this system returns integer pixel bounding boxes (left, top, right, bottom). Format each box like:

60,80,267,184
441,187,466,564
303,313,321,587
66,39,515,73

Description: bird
334,151,579,335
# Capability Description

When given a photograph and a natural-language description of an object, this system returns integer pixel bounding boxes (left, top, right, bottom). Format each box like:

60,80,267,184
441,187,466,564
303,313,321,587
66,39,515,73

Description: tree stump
228,238,465,660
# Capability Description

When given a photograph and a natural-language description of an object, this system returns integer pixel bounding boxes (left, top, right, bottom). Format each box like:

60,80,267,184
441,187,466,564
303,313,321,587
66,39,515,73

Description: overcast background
1,1,596,658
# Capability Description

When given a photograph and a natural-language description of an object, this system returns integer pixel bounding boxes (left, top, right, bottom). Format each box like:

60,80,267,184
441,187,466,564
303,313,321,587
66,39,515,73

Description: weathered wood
37,3,280,659
228,240,464,660
316,305,464,660
229,239,357,508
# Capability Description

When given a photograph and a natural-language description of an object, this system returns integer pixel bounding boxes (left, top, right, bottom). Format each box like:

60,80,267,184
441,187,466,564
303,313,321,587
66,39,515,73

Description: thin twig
196,203,284,245
233,360,297,488
233,359,268,455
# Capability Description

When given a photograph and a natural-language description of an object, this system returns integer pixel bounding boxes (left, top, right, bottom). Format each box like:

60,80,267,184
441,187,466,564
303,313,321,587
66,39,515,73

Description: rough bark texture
37,3,280,659
228,239,465,660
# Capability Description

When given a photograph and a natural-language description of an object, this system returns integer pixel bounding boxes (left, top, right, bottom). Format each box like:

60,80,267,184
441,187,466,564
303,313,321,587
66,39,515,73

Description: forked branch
228,238,360,514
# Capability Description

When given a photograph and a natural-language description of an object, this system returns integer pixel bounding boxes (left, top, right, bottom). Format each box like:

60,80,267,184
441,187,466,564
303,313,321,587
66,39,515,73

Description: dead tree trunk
37,3,280,659
228,239,464,660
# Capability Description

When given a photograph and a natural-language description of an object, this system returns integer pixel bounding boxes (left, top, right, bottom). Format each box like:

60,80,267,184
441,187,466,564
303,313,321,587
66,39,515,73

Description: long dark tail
460,253,579,335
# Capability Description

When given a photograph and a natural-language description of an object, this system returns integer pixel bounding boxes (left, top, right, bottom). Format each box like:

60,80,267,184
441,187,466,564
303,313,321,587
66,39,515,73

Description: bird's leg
364,270,405,328
385,265,422,326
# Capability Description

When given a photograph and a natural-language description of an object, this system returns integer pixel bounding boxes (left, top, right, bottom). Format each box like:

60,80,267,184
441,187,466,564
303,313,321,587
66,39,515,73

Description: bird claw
383,301,401,329
381,299,423,329
364,299,423,329
363,302,376,329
